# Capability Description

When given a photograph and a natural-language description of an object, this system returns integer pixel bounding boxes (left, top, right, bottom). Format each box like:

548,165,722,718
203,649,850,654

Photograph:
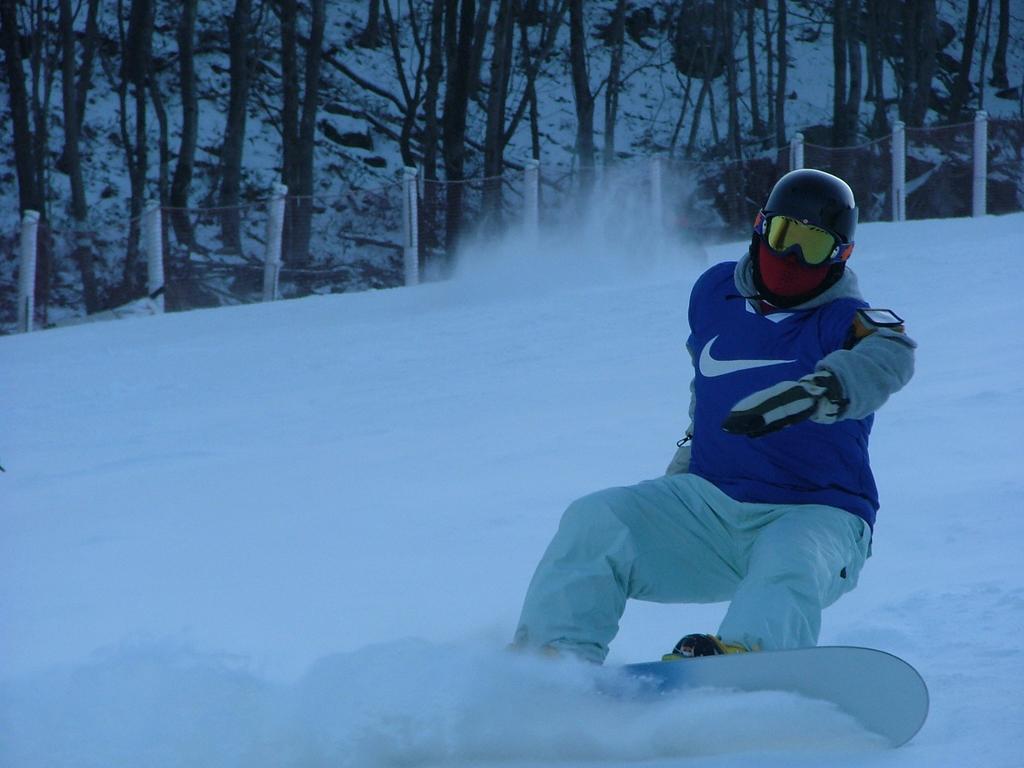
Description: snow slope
1,211,1022,767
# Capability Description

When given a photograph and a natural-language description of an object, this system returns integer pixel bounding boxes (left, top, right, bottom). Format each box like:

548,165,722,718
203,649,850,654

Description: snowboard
621,646,928,747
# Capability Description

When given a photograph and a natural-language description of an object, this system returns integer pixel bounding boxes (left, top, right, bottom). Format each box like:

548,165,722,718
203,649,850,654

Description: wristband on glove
721,370,847,438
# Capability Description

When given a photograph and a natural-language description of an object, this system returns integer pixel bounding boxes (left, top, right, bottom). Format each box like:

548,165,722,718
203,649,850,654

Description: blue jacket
672,256,917,529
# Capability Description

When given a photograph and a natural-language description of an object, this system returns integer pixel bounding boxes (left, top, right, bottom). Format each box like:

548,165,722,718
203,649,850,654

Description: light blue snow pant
513,473,871,663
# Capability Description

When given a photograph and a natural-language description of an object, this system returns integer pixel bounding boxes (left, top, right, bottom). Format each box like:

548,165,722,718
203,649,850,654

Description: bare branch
322,49,405,112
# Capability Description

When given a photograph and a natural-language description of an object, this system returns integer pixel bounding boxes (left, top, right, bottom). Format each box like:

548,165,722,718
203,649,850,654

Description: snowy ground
1,210,1022,767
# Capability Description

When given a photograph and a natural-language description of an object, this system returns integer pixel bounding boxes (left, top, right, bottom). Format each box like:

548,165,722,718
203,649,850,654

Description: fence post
402,166,420,287
17,210,40,333
263,183,287,301
144,201,165,312
650,154,664,233
523,158,540,241
973,110,988,217
892,121,906,222
790,132,805,171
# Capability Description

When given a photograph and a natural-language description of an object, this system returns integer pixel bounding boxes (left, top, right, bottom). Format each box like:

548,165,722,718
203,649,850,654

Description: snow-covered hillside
2,210,1022,766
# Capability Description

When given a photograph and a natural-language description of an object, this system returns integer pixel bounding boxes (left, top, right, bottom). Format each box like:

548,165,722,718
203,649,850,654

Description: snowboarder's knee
560,488,638,532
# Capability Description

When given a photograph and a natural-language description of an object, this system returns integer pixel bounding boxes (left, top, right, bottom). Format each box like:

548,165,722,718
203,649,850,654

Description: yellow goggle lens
764,215,838,265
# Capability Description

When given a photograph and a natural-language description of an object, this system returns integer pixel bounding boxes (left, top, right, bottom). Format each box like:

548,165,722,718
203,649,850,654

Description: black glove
722,370,847,438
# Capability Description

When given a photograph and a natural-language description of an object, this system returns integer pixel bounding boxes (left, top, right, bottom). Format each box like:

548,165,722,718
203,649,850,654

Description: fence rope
6,116,1024,332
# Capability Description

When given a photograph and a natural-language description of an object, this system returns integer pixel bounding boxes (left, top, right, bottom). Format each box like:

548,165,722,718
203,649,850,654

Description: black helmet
762,168,857,244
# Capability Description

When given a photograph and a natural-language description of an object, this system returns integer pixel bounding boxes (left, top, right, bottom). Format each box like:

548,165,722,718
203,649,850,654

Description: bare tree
295,0,325,264
56,0,99,172
72,0,100,133
899,0,937,127
568,0,595,189
602,0,626,165
482,0,515,224
775,0,787,148
746,0,764,139
723,0,740,158
947,0,979,121
1,0,43,317
421,0,445,181
170,0,198,247
149,52,170,207
357,0,382,47
117,0,155,299
864,0,889,137
281,0,327,265
281,0,299,197
845,0,862,141
990,0,1008,88
59,0,97,311
0,12,25,217
684,4,723,158
27,2,57,221
219,0,252,251
441,0,486,262
832,0,849,146
762,2,775,142
511,0,567,160
382,0,428,167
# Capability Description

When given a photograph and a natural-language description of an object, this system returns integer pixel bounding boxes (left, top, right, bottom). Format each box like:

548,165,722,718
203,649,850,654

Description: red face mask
756,239,832,299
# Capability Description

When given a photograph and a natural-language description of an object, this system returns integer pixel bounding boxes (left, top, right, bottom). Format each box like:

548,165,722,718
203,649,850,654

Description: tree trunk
668,67,696,155
468,0,494,96
150,57,170,206
775,0,787,148
685,71,710,158
74,0,100,131
2,0,44,330
357,0,381,47
947,0,979,121
746,0,764,139
56,0,99,174
170,0,198,248
845,0,862,143
441,0,477,262
763,0,775,142
723,0,740,158
989,0,1008,87
976,0,993,111
912,0,937,126
118,0,154,299
58,0,98,312
383,0,426,168
865,0,888,137
707,64,721,146
527,69,540,161
281,0,299,195
568,0,595,191
219,0,252,251
292,0,325,265
685,3,722,158
482,0,515,226
504,0,567,145
832,0,848,147
603,0,626,165
900,0,936,127
421,0,445,181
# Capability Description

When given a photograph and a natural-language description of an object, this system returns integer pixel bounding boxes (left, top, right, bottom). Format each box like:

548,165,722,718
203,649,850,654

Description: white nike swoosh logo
698,335,796,377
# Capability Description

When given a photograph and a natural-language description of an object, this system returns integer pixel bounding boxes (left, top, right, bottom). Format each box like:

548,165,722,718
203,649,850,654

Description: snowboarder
512,168,916,662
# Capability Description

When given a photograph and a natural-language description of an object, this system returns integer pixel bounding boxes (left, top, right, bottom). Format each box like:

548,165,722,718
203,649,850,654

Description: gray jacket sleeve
816,328,917,421
666,346,698,475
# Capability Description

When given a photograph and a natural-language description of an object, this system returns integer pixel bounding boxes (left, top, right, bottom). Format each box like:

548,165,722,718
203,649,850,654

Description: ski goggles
754,211,853,266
